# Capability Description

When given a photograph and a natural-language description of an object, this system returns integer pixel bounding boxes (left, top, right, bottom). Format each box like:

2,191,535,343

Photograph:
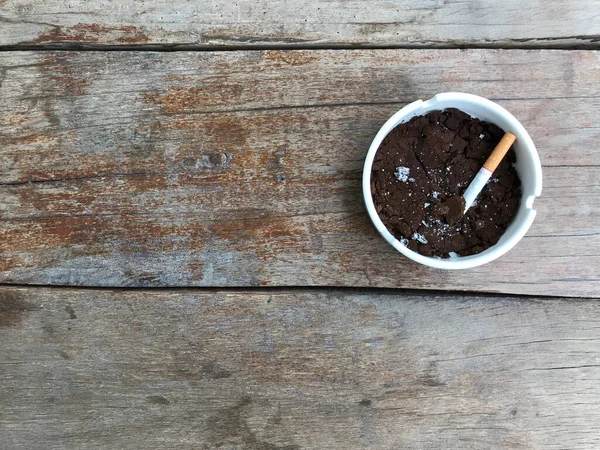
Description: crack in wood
0,172,166,187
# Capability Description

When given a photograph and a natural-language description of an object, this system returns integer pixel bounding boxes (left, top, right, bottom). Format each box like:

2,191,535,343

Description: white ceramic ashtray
363,92,543,270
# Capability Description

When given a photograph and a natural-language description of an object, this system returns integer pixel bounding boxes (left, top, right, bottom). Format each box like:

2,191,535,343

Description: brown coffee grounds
371,108,521,257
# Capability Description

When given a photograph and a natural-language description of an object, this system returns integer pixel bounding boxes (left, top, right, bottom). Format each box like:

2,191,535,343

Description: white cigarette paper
463,167,492,213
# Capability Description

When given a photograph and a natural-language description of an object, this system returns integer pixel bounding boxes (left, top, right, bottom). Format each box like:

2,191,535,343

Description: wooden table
1,1,599,448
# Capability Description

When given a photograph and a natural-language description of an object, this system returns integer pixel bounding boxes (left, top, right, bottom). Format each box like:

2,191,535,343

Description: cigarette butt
483,132,516,173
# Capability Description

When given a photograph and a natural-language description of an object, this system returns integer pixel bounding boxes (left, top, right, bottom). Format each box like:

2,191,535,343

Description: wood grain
1,286,600,449
1,0,600,48
1,49,599,296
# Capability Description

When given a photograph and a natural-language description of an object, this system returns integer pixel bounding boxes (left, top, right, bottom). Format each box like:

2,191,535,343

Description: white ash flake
432,220,452,236
400,238,409,246
421,220,431,227
479,133,485,139
432,191,440,199
394,166,410,182
408,177,415,182
424,202,431,208
412,232,428,244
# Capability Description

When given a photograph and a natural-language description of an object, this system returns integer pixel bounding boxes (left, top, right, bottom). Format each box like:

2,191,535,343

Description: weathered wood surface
1,49,599,296
1,0,600,48
1,286,600,449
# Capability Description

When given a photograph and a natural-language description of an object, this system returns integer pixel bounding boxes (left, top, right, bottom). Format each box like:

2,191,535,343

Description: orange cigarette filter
483,132,517,172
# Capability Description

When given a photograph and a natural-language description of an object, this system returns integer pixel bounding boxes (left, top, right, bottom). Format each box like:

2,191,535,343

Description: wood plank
2,286,600,449
1,0,600,48
1,49,599,296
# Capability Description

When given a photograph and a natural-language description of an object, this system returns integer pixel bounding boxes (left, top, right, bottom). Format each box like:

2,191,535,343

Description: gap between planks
1,38,600,52
1,283,597,302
